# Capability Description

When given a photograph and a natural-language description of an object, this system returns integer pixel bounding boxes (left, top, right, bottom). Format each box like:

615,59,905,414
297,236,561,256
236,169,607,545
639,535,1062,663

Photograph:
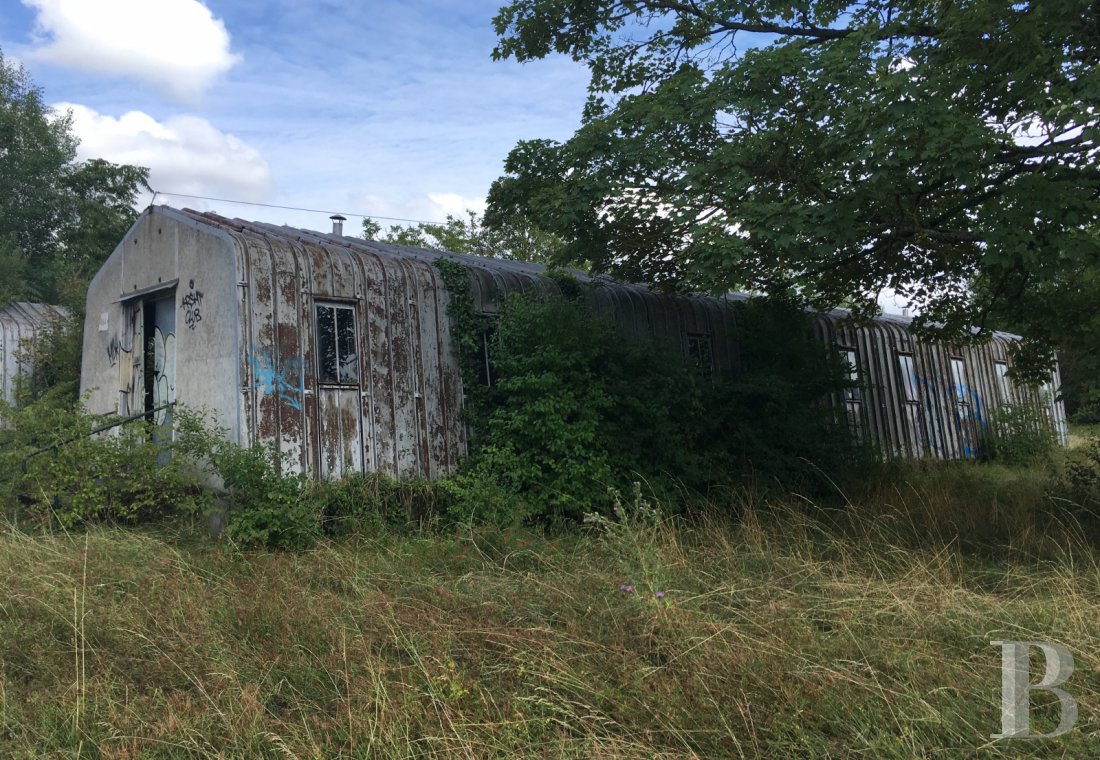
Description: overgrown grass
1069,423,1100,449
3,469,1100,757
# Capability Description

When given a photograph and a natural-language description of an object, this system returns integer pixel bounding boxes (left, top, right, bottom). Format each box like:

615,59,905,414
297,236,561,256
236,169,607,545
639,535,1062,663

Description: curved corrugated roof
0,301,68,327
166,206,1019,343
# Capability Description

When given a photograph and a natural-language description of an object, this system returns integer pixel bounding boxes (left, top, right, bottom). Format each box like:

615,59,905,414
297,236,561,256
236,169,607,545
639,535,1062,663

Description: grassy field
3,462,1100,758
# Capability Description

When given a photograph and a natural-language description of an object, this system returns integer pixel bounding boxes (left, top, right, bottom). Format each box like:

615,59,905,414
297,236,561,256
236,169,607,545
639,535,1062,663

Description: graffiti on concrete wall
181,280,204,330
151,326,176,424
250,347,303,411
106,335,121,367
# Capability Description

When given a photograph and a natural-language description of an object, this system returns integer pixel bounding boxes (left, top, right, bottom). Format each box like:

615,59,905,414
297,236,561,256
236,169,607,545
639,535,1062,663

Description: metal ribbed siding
0,302,67,406
141,208,1068,477
814,313,1067,459
187,212,464,480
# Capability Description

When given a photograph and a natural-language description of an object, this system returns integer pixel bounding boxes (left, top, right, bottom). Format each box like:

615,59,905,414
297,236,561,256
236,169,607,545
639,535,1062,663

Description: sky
0,0,591,232
0,0,912,313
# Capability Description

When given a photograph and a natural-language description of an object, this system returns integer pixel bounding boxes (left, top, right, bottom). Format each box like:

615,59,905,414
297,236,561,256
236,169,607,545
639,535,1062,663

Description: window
478,328,498,387
316,303,358,383
897,353,918,402
950,357,968,405
840,347,861,401
994,361,1011,402
687,333,713,375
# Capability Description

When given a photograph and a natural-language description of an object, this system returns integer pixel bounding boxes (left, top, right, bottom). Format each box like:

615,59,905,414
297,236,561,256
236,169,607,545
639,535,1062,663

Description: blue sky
0,0,591,232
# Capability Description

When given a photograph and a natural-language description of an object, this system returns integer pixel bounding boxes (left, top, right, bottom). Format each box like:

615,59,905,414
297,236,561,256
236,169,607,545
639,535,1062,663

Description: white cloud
426,192,487,219
24,0,239,101
345,191,487,227
59,103,274,203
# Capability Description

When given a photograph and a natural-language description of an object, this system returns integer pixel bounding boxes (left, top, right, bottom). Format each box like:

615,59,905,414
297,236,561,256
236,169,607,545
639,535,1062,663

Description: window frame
839,346,861,402
897,352,919,403
686,332,714,376
949,356,969,406
994,360,1011,403
315,301,360,385
478,325,499,387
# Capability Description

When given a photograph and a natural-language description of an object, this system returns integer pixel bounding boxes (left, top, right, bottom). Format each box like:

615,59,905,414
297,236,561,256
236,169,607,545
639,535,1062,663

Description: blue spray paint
250,347,304,411
910,370,987,458
950,384,986,458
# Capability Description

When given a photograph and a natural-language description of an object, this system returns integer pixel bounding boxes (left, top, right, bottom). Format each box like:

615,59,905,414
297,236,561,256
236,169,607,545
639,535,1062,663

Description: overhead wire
148,190,450,226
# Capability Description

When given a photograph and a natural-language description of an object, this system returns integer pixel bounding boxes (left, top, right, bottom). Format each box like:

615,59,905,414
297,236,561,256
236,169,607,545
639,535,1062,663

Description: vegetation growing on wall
440,284,867,525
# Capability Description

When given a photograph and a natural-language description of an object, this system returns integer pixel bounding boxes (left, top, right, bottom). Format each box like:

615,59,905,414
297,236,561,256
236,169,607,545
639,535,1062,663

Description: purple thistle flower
656,591,665,599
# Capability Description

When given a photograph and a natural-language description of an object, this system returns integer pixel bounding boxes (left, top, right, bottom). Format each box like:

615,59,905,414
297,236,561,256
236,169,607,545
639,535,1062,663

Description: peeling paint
81,206,1070,483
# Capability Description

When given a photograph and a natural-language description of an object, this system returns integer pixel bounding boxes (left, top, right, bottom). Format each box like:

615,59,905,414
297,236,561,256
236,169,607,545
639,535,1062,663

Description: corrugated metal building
1,301,68,407
79,206,1067,478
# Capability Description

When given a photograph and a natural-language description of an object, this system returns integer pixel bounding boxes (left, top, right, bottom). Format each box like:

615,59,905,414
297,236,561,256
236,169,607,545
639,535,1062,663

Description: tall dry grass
2,468,1099,757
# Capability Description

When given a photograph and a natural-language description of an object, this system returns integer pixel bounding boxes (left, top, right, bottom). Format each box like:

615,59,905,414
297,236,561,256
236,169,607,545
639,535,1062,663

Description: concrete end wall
81,207,242,443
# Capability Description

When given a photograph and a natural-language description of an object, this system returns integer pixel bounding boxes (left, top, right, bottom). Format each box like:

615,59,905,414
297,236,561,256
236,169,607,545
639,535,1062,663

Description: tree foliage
487,1,1100,379
0,49,149,305
363,208,564,264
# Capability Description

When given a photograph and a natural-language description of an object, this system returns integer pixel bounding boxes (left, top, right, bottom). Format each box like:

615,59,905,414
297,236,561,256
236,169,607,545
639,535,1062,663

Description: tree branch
647,1,941,41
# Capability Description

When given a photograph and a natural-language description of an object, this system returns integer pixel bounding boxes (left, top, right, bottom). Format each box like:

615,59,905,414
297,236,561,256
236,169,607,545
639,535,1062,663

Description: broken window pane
840,348,861,401
336,306,358,383
317,305,337,383
995,361,1011,402
950,357,968,404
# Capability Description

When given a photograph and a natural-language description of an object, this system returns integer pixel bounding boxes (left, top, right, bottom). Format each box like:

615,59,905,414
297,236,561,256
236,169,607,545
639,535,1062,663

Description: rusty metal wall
185,212,465,480
145,209,1068,477
0,302,67,406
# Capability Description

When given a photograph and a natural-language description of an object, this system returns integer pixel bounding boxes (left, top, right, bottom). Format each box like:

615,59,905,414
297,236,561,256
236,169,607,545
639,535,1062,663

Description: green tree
56,158,150,281
363,209,563,264
0,51,76,300
980,255,1100,417
487,1,1100,375
0,49,149,304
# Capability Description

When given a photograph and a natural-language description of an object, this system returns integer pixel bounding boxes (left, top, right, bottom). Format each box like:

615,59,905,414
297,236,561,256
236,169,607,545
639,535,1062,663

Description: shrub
214,443,316,551
12,308,83,405
307,471,449,536
983,402,1058,465
1071,402,1100,426
450,292,866,525
1,400,215,527
1060,437,1100,514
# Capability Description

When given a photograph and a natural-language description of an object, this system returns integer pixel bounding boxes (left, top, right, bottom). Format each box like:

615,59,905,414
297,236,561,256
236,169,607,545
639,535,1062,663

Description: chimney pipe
330,214,346,236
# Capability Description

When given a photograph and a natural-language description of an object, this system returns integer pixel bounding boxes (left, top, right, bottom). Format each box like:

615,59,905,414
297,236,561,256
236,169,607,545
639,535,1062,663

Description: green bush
214,443,316,551
306,471,449,536
1060,437,1100,513
1071,402,1100,425
1,400,214,527
450,292,867,525
11,305,84,406
983,402,1058,465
